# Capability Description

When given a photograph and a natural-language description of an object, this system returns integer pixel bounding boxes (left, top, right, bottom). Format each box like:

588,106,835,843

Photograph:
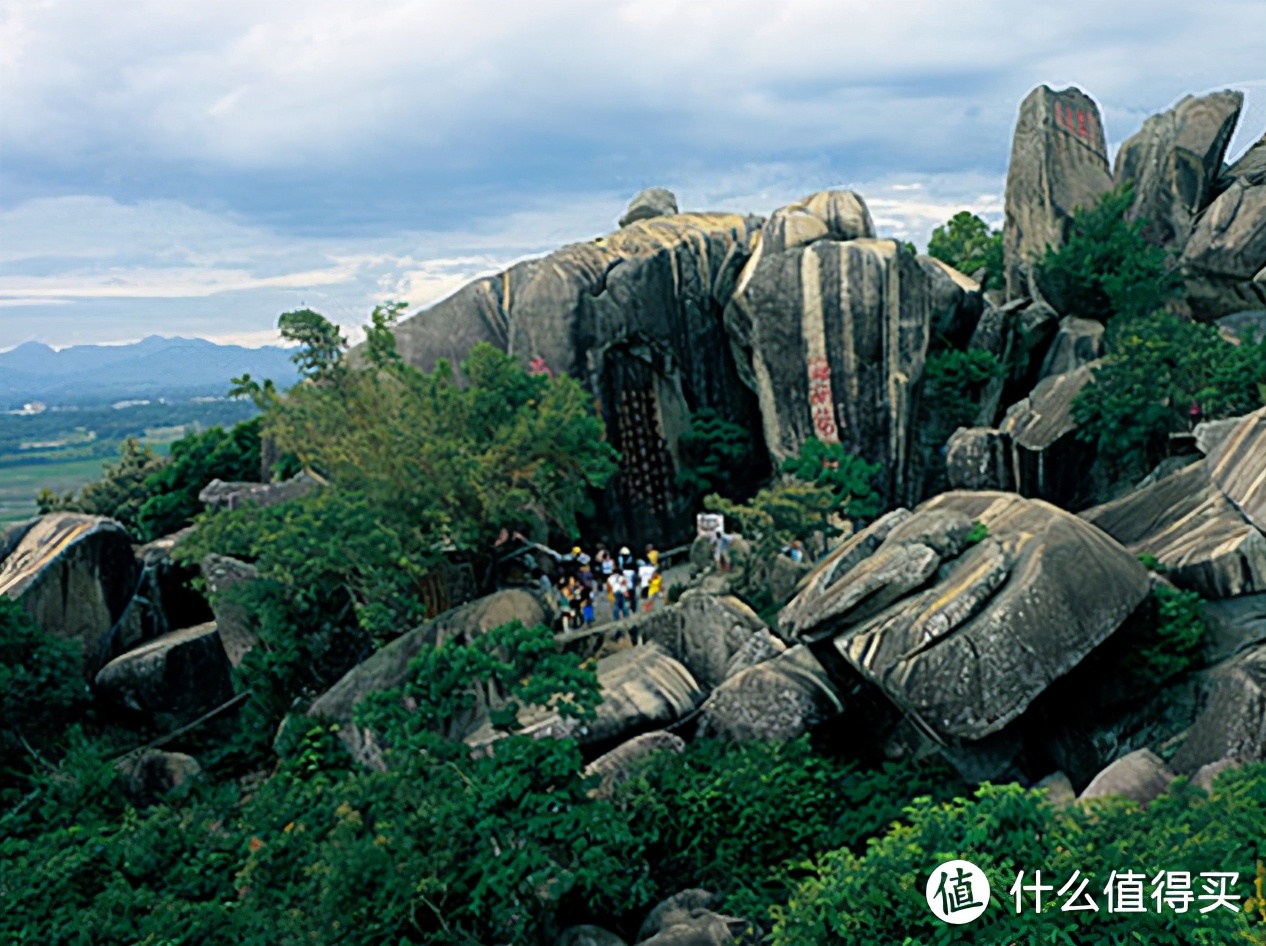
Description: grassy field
0,456,108,524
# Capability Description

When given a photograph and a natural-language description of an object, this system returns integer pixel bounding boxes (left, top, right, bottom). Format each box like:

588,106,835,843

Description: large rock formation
1113,90,1243,249
694,644,842,742
620,187,679,227
1004,85,1113,301
0,513,142,679
997,363,1097,508
1180,177,1266,319
308,588,548,766
466,642,704,751
1082,408,1266,598
782,492,1150,745
724,191,933,504
386,211,764,547
1039,316,1103,378
94,621,235,725
1170,642,1266,774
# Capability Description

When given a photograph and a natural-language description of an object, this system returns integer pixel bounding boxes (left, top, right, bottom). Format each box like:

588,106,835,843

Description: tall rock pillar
1003,85,1113,302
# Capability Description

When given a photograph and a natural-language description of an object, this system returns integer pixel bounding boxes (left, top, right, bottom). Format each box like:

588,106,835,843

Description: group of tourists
551,542,664,631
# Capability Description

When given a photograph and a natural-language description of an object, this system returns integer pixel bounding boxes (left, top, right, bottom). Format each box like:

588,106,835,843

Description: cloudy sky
2,0,1265,350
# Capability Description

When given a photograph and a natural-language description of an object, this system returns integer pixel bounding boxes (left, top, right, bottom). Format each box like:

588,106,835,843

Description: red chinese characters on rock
807,357,840,442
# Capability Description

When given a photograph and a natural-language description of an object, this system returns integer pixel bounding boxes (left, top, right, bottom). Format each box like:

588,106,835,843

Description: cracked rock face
1082,407,1266,599
782,492,1150,743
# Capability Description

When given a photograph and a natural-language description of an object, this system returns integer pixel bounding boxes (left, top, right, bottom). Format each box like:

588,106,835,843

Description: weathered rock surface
135,528,211,641
1225,131,1266,187
968,298,1061,422
1082,408,1266,598
386,211,764,547
620,591,775,691
1113,90,1243,248
945,427,1013,491
583,730,686,798
0,513,142,679
694,645,842,741
620,188,679,227
198,472,321,513
1077,748,1175,805
308,589,548,766
636,890,740,946
1004,85,1113,301
201,554,261,666
1039,316,1104,378
998,363,1096,506
726,192,931,504
95,622,234,724
919,257,984,348
468,643,704,751
1034,770,1076,809
1180,178,1266,319
1171,642,1266,773
783,492,1150,744
557,926,628,946
115,749,202,807
1203,594,1266,664
0,517,37,564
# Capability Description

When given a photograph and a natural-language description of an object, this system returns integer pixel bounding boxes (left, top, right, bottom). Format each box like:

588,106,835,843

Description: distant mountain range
0,336,301,408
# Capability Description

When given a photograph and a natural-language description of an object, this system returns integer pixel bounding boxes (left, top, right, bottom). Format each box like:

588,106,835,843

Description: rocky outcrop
1203,594,1266,664
557,927,628,946
198,472,321,513
620,188,678,227
1113,90,1243,249
114,749,202,807
782,492,1150,745
919,256,984,348
1180,177,1266,319
619,591,776,691
1077,748,1175,805
0,513,142,679
1004,85,1113,301
308,589,548,766
694,645,842,742
1039,316,1103,378
201,554,260,666
467,642,704,751
725,191,932,504
998,363,1096,507
1170,642,1266,773
1225,132,1266,187
386,210,764,547
583,730,685,798
95,622,234,725
1082,408,1266,598
136,528,211,641
945,427,1013,491
636,890,741,946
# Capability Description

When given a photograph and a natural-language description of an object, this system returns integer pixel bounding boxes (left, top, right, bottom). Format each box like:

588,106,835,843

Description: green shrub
614,738,965,936
1072,310,1266,482
676,407,756,502
771,766,1266,945
927,211,1004,288
0,597,87,802
1035,182,1181,322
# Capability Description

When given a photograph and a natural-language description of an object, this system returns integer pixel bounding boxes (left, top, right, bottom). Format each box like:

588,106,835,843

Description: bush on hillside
1034,182,1181,321
927,210,1004,288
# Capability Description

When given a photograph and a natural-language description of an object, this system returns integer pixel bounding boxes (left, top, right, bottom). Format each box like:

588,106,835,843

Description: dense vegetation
1025,184,1266,484
926,210,1005,288
5,186,1266,944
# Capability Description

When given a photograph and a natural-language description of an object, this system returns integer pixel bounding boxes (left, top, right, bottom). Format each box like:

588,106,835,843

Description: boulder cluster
2,82,1265,942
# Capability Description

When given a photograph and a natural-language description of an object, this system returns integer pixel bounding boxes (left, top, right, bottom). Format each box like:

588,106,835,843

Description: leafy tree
675,407,755,501
780,437,882,520
927,211,1004,287
771,768,1266,945
1072,310,1266,482
37,436,165,535
1035,182,1181,321
916,348,1001,449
